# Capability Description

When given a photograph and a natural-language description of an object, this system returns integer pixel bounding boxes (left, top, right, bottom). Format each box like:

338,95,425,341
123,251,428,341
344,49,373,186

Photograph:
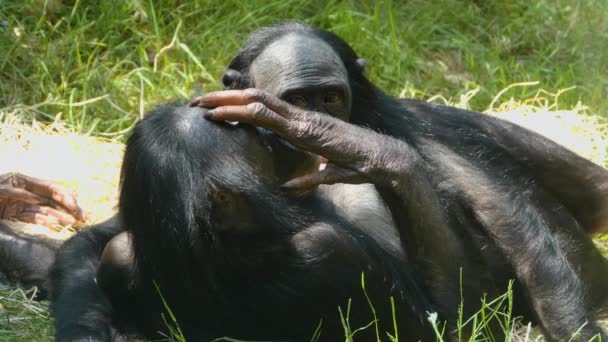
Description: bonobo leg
427,142,608,341
97,232,136,297
49,215,125,342
402,100,608,234
0,222,60,299
480,110,608,234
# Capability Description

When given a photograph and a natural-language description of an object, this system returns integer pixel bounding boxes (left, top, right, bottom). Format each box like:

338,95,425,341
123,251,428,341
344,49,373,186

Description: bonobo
191,22,608,340
0,222,60,299
50,104,436,341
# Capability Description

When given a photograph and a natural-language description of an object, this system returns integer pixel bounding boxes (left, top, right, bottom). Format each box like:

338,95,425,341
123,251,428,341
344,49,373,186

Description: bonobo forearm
50,216,123,341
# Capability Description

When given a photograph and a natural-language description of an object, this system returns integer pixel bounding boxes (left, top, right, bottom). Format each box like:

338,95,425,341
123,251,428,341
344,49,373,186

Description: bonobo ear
355,58,367,71
210,187,255,233
222,69,244,90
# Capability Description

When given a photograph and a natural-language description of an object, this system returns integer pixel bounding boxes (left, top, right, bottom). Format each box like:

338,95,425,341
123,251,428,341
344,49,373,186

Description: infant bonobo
192,22,608,341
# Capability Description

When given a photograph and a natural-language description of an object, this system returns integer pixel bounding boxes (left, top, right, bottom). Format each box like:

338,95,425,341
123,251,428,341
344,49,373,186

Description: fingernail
189,97,204,107
65,198,76,210
203,110,214,119
280,181,296,190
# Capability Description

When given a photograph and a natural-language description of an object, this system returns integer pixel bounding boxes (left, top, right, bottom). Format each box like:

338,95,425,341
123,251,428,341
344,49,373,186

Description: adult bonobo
50,104,436,341
191,22,608,340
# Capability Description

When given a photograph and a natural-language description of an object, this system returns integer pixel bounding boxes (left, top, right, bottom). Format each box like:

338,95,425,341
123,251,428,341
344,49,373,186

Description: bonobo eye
324,92,343,105
285,95,308,108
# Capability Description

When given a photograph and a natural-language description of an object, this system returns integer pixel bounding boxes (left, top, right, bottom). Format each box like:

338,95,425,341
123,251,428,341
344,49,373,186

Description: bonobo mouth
254,126,326,182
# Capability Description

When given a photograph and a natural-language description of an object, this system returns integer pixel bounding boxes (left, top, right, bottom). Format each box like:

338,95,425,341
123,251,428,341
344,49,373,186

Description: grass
1,0,607,135
0,0,607,341
0,288,52,342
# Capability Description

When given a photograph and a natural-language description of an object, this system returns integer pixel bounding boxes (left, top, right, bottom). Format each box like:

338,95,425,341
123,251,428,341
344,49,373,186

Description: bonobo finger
281,164,367,191
195,89,297,118
206,104,289,133
15,211,61,227
20,204,78,226
19,174,83,219
192,90,252,107
190,96,207,108
0,186,43,203
26,204,79,225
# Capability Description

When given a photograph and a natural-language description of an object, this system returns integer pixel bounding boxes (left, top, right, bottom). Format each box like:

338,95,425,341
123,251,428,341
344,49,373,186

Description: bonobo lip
256,127,322,162
256,127,294,148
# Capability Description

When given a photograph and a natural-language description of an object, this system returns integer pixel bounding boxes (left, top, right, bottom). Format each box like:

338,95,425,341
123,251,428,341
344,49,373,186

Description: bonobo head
119,104,311,281
222,22,374,122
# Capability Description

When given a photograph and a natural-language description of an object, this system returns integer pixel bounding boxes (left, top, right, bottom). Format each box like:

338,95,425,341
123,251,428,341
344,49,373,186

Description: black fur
0,222,60,299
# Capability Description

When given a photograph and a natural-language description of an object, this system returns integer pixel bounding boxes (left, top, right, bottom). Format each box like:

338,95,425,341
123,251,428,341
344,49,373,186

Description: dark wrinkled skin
0,172,84,227
192,24,608,341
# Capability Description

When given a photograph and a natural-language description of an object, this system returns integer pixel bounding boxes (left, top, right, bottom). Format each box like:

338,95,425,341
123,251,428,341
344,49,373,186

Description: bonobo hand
191,89,416,190
0,173,85,227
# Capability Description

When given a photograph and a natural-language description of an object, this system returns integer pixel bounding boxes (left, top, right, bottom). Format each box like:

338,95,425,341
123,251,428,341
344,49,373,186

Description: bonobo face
249,33,352,121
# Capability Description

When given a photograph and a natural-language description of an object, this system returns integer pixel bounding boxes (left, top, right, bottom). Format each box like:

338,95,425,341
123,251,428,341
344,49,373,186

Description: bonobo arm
191,89,445,219
403,100,608,233
191,89,469,306
49,215,124,342
192,89,429,188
